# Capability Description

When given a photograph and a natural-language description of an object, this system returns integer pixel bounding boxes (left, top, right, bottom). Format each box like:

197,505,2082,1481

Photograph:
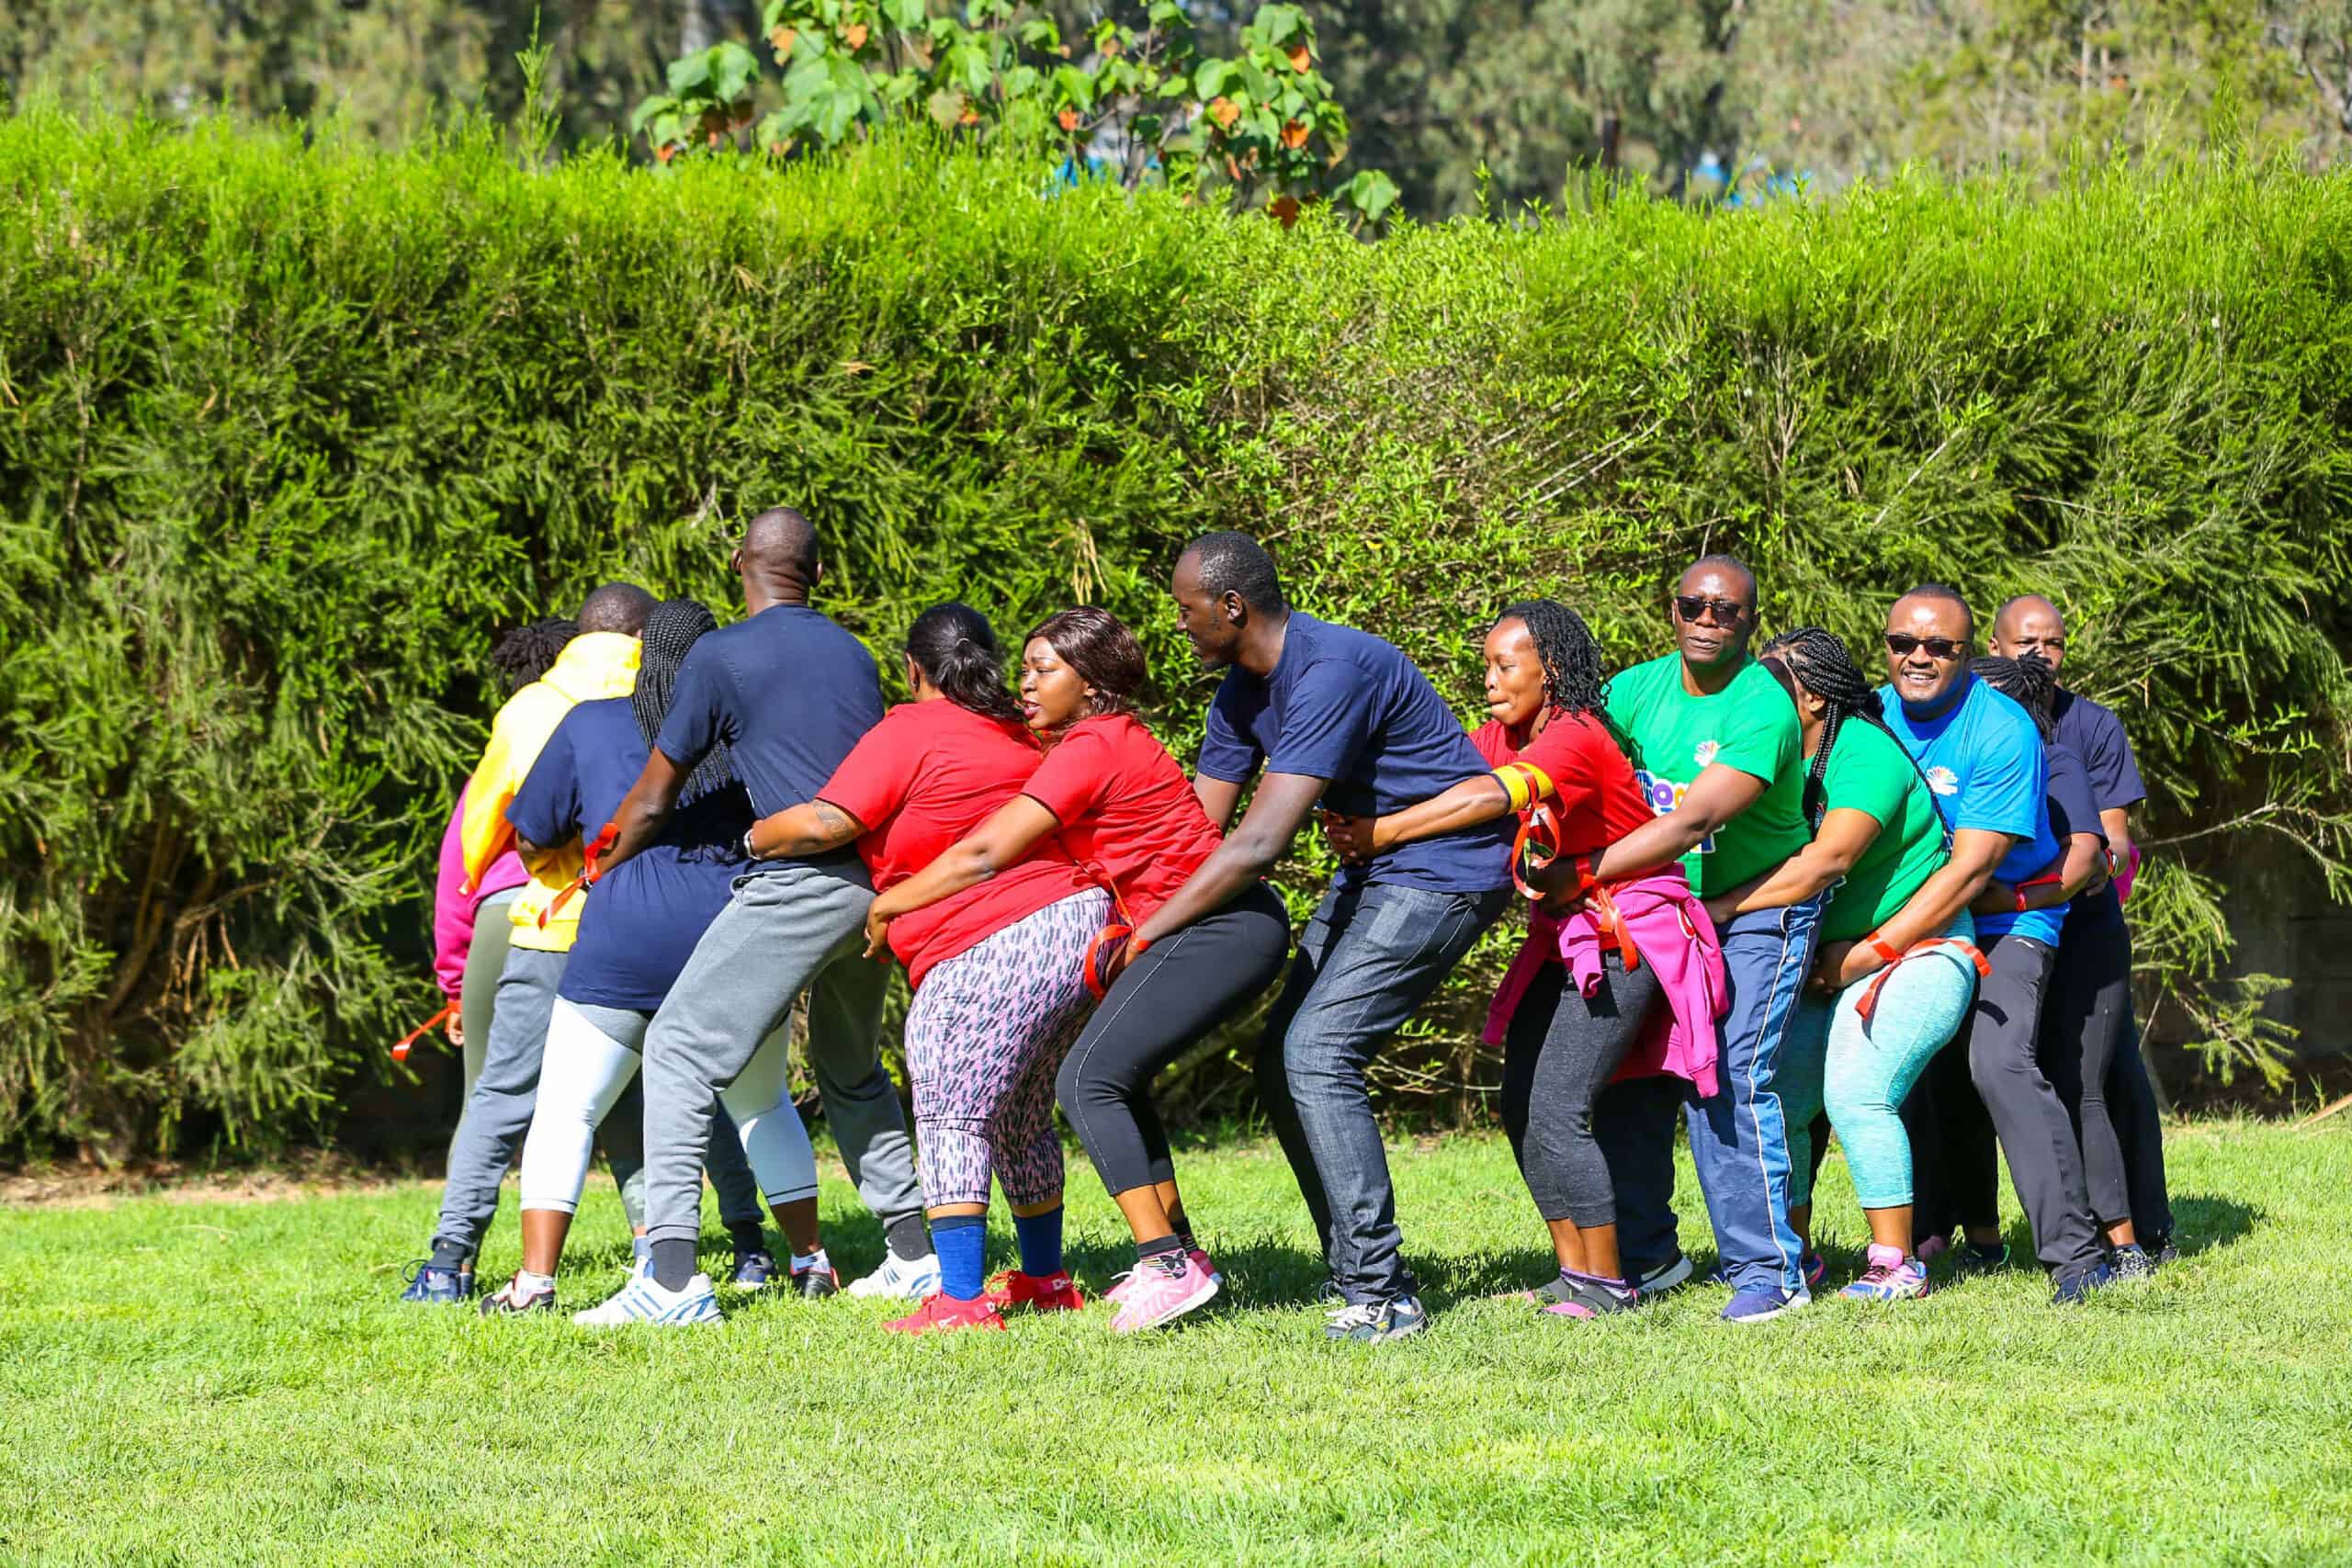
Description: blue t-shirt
655,604,885,822
1196,612,1511,894
2052,688,2146,813
2046,740,2122,936
510,698,754,1011
1877,673,2064,947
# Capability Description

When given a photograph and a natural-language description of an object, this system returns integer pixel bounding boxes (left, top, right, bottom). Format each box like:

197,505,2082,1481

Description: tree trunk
681,0,729,57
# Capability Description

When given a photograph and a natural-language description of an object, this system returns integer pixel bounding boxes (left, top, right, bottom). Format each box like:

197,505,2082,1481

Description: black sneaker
1325,1294,1428,1343
2052,1258,2115,1304
1953,1239,2012,1276
2109,1244,2157,1283
1535,1273,1638,1320
2149,1232,2180,1267
729,1249,783,1291
792,1262,842,1300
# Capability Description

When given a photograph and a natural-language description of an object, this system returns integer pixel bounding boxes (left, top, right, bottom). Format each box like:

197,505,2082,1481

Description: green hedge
4,107,2348,1160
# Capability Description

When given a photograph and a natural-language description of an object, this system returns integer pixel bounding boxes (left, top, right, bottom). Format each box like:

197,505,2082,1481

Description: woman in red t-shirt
743,603,1101,1336
864,607,1290,1335
1325,599,1688,1320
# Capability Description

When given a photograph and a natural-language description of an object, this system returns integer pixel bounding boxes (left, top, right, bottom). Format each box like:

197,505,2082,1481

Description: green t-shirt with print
1601,652,1807,897
1815,718,1951,942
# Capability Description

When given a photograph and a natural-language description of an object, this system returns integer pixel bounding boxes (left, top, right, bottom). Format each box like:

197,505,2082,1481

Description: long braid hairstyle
1968,654,2058,741
1498,599,1606,717
632,599,739,804
1760,626,1945,833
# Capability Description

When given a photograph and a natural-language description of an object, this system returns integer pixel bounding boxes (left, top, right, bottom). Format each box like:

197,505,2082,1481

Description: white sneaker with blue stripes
571,1260,722,1327
846,1251,942,1301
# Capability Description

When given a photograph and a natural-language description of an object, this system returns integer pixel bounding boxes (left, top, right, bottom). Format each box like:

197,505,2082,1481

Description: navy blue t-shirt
1196,612,1511,894
2047,739,2123,936
2052,688,2146,814
510,698,753,1011
655,604,885,820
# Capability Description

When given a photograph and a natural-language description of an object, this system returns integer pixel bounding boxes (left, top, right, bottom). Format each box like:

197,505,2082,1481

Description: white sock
791,1247,831,1275
514,1269,556,1295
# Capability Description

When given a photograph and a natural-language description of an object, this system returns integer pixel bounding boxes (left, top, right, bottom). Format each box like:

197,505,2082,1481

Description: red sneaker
986,1269,1086,1314
882,1292,1006,1336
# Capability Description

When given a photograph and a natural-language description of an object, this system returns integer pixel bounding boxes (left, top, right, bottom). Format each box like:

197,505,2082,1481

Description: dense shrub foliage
3,107,2346,1160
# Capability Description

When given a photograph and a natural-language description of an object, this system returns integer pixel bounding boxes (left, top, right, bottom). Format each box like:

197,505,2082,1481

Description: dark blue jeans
1256,881,1511,1304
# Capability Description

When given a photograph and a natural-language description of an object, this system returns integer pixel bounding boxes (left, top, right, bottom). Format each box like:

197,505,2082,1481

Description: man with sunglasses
583,508,940,1308
1567,556,1820,1324
1872,585,2111,1303
1989,594,2174,1265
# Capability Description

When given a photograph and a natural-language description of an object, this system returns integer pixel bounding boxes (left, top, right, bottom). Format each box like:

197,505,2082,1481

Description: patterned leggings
904,889,1110,1209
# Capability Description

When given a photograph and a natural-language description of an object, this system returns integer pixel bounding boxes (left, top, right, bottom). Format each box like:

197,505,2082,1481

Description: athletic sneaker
1538,1273,1638,1320
883,1292,1007,1336
846,1252,942,1301
1953,1239,2012,1276
1838,1245,1930,1303
1325,1294,1428,1343
2149,1232,2180,1268
1722,1283,1810,1325
792,1262,842,1300
2109,1244,2157,1283
571,1262,722,1327
2052,1258,2115,1305
398,1260,474,1305
1189,1247,1225,1287
479,1271,557,1316
1315,1275,1347,1308
987,1269,1085,1314
1637,1253,1694,1294
1111,1253,1221,1334
729,1249,783,1291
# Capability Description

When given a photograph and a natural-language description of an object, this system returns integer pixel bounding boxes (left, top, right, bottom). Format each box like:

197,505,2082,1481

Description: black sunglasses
1674,595,1748,625
1884,633,1968,660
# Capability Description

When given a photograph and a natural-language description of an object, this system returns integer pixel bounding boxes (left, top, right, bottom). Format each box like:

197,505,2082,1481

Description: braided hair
1759,626,1912,831
489,617,576,693
905,603,1023,723
1496,599,1605,717
633,599,738,803
1969,653,2057,741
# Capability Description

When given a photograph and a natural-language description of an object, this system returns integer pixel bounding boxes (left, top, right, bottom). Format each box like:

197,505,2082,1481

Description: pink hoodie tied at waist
433,785,529,1000
1483,866,1728,1100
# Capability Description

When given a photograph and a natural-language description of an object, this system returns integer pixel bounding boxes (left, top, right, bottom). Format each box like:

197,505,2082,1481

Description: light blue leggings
1783,913,1979,1210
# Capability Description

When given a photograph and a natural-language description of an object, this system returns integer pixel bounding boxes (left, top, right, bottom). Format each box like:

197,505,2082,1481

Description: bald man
1988,595,2174,1262
578,510,936,1323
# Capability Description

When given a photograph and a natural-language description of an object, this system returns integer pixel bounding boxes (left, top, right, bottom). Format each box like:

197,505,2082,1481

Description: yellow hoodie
458,630,641,953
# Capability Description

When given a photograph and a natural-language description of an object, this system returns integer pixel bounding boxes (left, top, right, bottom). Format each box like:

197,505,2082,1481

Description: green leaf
1239,57,1274,103
666,49,715,95
881,0,925,29
1251,4,1305,45
1193,59,1228,101
628,94,677,134
1342,168,1398,222
814,87,862,144
1054,64,1095,113
710,42,763,105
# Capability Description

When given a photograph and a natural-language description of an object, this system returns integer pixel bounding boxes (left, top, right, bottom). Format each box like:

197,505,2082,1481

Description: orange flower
844,22,869,49
1057,107,1080,131
1280,119,1308,150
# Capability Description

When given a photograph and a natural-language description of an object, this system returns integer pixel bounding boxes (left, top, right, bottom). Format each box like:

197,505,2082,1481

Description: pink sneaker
1110,1253,1220,1334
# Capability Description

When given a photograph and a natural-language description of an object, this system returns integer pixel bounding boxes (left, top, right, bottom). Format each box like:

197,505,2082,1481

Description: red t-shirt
1022,713,1222,924
818,700,1086,988
1469,709,1651,857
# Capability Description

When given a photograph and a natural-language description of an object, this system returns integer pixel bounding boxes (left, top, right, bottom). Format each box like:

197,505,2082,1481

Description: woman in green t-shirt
1702,629,1982,1304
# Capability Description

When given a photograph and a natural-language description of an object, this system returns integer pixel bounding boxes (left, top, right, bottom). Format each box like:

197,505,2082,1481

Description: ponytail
1761,626,1942,835
904,602,1022,723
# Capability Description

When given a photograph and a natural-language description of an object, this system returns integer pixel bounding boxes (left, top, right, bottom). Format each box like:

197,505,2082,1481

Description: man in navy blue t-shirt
1131,532,1511,1343
574,509,933,1325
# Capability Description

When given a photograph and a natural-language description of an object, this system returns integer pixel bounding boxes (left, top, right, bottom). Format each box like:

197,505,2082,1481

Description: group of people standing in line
406,508,2175,1340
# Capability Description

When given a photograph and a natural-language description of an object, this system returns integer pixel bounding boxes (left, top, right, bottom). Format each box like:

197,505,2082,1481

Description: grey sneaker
2109,1244,2157,1282
1638,1253,1694,1293
1325,1294,1428,1343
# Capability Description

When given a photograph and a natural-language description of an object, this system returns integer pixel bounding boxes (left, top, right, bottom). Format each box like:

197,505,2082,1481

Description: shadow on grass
2162,1192,2259,1257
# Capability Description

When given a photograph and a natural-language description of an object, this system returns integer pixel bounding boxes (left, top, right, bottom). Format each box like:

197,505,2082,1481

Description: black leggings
1499,956,1665,1230
1903,932,2102,1272
2040,911,2173,1234
1057,882,1293,1198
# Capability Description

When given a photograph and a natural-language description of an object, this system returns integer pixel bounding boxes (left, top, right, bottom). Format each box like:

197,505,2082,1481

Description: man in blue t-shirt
1130,532,1511,1343
572,508,933,1325
1876,585,2109,1301
1990,593,2174,1259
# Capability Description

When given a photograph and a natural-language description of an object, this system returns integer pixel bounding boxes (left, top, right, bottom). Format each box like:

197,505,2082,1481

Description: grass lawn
3,1120,2346,1565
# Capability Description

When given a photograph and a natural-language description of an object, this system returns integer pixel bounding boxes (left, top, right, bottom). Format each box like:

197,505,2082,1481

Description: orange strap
391,1002,456,1064
1082,923,1135,1000
539,820,619,929
2011,868,2065,913
1513,807,1638,971
1854,936,1992,1023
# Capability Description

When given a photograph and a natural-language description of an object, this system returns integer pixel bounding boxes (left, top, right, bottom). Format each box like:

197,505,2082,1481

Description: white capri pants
519,998,819,1215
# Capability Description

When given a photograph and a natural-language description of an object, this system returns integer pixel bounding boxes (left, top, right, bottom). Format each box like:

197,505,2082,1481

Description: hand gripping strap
1511,803,1565,901
538,820,619,930
1854,937,1993,1026
1082,923,1135,1000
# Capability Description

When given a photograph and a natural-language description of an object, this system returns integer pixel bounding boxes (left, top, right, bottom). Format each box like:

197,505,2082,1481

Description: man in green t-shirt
1568,555,1825,1324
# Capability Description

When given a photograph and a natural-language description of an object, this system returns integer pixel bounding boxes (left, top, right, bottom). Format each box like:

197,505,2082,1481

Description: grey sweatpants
433,942,568,1258
639,858,914,1249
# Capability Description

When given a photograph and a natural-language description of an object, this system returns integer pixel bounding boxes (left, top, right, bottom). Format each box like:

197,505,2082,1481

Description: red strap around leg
1853,937,1993,1023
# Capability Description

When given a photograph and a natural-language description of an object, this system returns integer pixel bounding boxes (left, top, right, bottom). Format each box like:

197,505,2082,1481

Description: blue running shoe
572,1261,721,1326
729,1249,783,1291
1325,1294,1428,1343
399,1259,474,1305
2051,1258,2114,1305
1722,1283,1809,1325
